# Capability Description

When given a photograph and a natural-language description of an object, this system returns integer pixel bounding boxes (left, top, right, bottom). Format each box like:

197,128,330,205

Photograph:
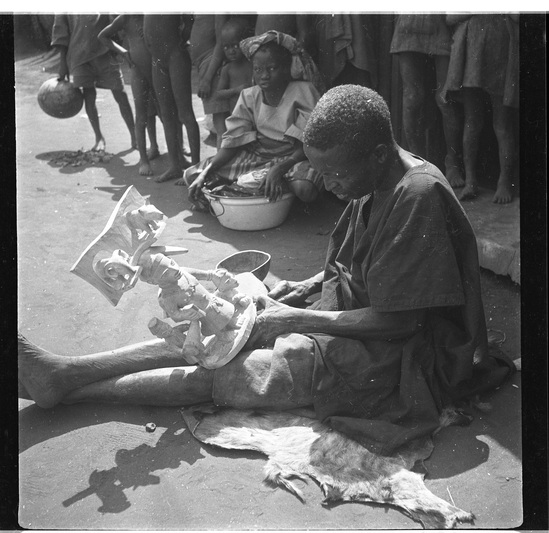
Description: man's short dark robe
214,160,513,455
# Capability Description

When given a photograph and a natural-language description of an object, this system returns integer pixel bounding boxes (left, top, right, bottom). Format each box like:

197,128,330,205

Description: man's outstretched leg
18,334,212,409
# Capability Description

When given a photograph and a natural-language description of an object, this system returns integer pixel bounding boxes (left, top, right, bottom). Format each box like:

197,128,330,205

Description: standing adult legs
169,47,200,167
82,87,105,151
491,95,517,204
131,71,154,175
459,87,486,201
398,52,427,157
152,62,184,183
111,88,137,149
434,55,465,188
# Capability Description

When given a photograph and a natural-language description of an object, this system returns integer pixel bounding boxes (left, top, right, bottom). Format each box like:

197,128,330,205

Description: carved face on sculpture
93,249,137,291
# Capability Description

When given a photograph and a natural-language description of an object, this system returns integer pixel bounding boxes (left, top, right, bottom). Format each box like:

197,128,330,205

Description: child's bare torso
143,15,185,60
226,59,253,89
123,15,152,77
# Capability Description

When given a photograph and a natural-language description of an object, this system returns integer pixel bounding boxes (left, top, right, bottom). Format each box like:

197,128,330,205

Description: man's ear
372,144,388,163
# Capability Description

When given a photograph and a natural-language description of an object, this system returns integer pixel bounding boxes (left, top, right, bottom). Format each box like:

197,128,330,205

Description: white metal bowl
204,192,295,231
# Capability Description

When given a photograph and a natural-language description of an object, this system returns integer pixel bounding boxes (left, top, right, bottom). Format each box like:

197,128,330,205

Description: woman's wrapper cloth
214,159,514,456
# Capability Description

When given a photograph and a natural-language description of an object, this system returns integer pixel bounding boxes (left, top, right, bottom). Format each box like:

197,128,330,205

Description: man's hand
269,279,317,306
246,295,297,348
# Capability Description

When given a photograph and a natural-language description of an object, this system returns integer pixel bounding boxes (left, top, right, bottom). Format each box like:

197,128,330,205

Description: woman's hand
188,166,211,201
268,279,317,306
246,294,297,348
261,165,286,202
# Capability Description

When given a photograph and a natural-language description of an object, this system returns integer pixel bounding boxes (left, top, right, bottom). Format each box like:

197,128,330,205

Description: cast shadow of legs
61,422,203,514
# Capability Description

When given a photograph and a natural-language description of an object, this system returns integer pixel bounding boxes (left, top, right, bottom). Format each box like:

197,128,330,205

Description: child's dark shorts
72,52,125,91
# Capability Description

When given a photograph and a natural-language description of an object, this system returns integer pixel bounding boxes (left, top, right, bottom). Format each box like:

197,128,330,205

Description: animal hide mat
180,405,475,529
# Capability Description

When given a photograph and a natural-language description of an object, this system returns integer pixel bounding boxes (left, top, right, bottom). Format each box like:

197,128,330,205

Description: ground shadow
425,372,521,480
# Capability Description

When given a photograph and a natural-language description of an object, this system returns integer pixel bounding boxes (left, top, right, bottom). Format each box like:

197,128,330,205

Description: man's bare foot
493,182,514,204
91,137,106,152
147,146,160,160
139,161,154,176
18,333,70,408
154,166,183,183
458,184,479,201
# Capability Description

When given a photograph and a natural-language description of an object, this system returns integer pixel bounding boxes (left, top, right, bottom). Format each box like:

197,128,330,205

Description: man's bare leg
18,334,210,408
83,87,106,152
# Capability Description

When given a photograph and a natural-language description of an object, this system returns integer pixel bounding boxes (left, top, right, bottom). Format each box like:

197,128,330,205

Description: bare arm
262,142,307,201
187,146,240,200
247,295,426,347
56,45,69,80
98,15,131,62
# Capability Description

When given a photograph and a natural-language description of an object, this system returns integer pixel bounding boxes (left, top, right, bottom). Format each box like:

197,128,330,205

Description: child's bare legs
111,88,137,149
460,88,486,201
168,47,200,169
435,55,465,188
131,70,154,175
213,112,229,150
146,113,160,160
398,52,427,157
491,95,516,204
152,62,185,183
82,87,106,151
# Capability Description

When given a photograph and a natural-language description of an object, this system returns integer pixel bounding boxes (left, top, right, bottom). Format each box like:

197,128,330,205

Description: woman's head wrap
240,30,325,94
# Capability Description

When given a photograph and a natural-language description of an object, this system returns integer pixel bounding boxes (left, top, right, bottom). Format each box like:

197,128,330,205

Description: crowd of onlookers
48,14,519,204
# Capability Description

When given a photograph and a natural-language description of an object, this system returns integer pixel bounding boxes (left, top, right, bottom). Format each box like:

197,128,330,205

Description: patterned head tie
239,30,325,94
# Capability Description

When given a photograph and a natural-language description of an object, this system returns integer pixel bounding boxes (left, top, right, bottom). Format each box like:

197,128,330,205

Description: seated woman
181,31,325,207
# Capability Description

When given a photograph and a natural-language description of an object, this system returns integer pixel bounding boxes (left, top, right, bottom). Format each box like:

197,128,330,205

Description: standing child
444,14,519,204
99,15,160,176
51,14,136,152
211,18,254,148
143,15,200,183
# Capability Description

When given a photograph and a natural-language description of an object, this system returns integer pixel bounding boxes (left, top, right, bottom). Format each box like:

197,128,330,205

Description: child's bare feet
155,166,183,183
139,160,154,176
493,181,514,204
18,334,71,409
91,137,106,152
147,146,160,160
446,166,465,188
458,184,479,201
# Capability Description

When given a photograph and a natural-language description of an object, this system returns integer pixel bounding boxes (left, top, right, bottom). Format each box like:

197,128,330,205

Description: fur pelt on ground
181,406,475,529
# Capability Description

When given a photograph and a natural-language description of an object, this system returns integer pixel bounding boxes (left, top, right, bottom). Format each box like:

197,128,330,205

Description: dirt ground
14,40,524,530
